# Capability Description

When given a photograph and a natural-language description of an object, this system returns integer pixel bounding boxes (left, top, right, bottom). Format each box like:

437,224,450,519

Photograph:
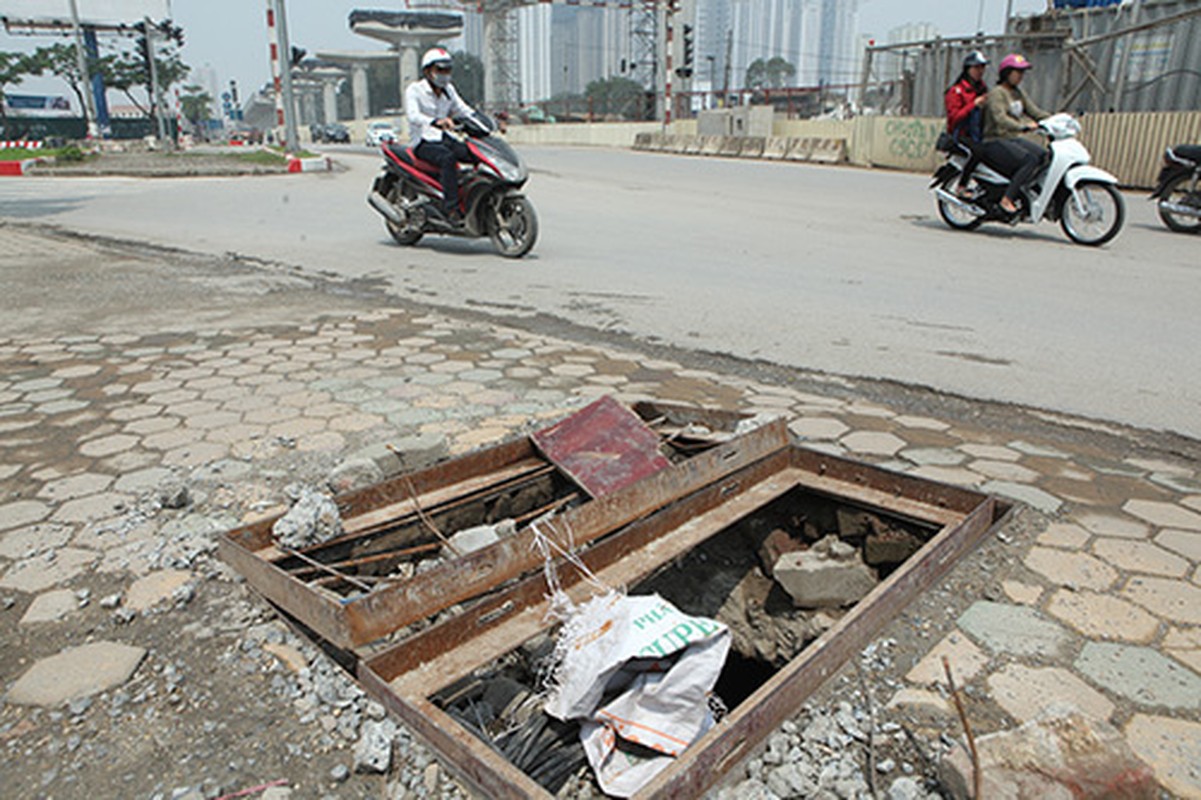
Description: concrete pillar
352,65,369,120
323,80,339,123
399,46,420,97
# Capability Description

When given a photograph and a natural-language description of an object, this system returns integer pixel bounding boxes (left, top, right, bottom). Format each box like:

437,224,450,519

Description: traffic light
683,24,694,67
290,46,307,67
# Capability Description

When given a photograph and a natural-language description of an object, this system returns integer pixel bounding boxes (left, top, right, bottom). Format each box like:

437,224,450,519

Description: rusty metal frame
358,444,1009,799
218,401,786,649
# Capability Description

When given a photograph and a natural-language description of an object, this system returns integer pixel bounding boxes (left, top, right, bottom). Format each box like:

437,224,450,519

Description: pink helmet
998,53,1032,73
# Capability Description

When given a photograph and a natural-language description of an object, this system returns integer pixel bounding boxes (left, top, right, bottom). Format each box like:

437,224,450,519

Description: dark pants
955,135,983,190
979,138,1048,201
415,134,476,215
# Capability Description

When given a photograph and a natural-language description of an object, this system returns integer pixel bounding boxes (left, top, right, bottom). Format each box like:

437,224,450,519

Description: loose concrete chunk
445,519,516,557
865,528,924,566
939,706,1157,800
5,641,147,707
354,719,395,774
264,642,307,674
272,488,342,549
757,528,804,577
773,535,877,608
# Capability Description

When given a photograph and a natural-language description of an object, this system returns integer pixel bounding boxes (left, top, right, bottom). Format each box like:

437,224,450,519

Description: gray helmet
963,50,988,68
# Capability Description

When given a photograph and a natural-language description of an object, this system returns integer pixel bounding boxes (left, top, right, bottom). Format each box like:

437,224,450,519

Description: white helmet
420,47,452,72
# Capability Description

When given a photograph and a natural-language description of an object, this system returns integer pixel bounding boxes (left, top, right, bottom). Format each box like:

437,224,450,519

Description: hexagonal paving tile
1123,499,1201,532
1036,523,1091,549
1121,577,1201,626
50,492,133,524
1125,715,1201,799
968,460,1040,483
1024,546,1117,591
1045,589,1160,643
1154,529,1201,562
1092,539,1189,578
904,632,989,686
980,481,1062,514
37,473,114,502
987,664,1115,724
959,443,1021,462
787,417,849,441
1074,511,1150,540
1076,642,1201,710
78,434,139,458
840,431,906,457
899,447,966,467
0,547,100,592
957,601,1072,659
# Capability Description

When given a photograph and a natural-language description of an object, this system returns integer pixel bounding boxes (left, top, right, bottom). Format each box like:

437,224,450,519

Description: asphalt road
2,144,1198,439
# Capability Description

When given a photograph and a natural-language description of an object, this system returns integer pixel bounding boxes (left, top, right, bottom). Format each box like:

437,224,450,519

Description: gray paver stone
5,641,147,706
1075,643,1201,710
957,601,1072,659
1125,714,1201,800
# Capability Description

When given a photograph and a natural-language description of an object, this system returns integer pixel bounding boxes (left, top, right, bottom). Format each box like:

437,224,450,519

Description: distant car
309,123,325,143
365,120,398,147
323,123,350,144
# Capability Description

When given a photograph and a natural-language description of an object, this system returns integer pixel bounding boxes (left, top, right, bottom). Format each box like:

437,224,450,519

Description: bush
57,145,87,162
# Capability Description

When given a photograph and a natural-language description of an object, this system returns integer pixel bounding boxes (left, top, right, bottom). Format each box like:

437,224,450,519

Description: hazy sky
2,0,1048,102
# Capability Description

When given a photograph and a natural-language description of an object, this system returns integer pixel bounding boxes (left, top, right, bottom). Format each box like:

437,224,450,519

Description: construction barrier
0,157,45,176
286,155,333,173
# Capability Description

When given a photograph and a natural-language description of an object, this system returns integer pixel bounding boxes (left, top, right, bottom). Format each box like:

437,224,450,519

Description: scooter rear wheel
385,185,424,246
1060,181,1124,246
936,175,983,231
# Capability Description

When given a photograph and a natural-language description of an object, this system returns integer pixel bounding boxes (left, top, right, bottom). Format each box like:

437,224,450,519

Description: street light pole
273,0,301,152
67,0,99,138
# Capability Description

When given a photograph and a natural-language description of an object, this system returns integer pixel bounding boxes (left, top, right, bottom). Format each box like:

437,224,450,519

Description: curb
286,155,333,174
0,157,46,177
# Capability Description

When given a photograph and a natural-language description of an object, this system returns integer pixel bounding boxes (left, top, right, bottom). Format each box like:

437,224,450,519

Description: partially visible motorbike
930,113,1125,247
1150,144,1201,234
367,109,538,258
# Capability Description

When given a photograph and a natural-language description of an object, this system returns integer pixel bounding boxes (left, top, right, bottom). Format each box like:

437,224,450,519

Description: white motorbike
931,114,1124,246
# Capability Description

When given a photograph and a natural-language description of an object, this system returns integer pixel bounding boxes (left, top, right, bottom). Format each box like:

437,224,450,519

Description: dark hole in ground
431,484,940,794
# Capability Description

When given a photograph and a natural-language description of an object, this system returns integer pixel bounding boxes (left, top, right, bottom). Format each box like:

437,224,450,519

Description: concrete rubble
773,535,880,608
271,488,343,550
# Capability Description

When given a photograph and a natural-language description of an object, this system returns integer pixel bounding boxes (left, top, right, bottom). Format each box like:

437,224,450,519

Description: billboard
0,0,170,26
3,93,73,117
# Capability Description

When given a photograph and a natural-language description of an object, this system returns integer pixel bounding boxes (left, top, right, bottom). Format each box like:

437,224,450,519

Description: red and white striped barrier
286,155,332,173
266,0,285,133
0,157,46,176
0,140,44,150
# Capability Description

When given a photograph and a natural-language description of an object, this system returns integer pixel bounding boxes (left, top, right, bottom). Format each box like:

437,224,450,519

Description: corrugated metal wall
1080,110,1201,186
904,0,1201,116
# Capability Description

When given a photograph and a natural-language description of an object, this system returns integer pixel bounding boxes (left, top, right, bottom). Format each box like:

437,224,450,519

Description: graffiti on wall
884,118,942,162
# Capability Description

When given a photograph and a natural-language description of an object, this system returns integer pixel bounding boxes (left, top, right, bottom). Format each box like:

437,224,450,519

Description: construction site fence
504,109,1201,189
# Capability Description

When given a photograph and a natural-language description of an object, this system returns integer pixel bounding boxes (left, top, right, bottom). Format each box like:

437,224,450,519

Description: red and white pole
664,5,673,128
266,0,285,138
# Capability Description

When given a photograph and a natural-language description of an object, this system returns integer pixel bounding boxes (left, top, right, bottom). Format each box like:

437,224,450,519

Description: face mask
431,72,451,90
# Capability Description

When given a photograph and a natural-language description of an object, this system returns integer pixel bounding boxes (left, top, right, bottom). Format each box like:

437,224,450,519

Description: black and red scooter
367,110,538,258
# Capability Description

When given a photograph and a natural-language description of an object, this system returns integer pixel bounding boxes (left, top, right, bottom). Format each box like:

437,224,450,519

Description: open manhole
220,398,787,648
359,444,1008,799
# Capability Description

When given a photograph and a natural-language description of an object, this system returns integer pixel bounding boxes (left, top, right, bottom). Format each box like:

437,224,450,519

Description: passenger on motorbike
980,53,1051,215
405,47,479,225
944,50,989,197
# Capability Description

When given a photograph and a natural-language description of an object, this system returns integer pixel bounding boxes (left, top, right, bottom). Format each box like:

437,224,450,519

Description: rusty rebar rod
279,545,373,592
942,655,981,800
404,475,463,558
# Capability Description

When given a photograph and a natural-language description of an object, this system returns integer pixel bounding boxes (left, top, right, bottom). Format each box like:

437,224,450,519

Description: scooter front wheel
1157,174,1201,233
1060,181,1124,246
487,194,538,258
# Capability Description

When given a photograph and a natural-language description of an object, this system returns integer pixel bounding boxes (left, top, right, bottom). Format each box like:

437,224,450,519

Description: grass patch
233,150,290,166
0,146,89,161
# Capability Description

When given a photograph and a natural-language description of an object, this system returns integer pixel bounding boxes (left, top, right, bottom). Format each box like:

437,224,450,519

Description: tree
451,50,484,107
99,36,190,119
26,44,97,119
584,76,646,119
1,51,39,125
745,56,795,90
179,84,213,130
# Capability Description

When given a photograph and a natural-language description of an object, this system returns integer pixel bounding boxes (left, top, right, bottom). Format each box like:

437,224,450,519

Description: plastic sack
543,592,730,797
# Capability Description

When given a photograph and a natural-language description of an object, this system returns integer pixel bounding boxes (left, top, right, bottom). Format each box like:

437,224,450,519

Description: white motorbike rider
404,47,479,226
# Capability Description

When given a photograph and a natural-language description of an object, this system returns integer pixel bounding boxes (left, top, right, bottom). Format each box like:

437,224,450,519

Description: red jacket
945,78,983,134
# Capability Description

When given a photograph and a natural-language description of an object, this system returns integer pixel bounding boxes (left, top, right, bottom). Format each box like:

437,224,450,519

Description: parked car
309,123,325,143
323,123,350,144
365,120,398,147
